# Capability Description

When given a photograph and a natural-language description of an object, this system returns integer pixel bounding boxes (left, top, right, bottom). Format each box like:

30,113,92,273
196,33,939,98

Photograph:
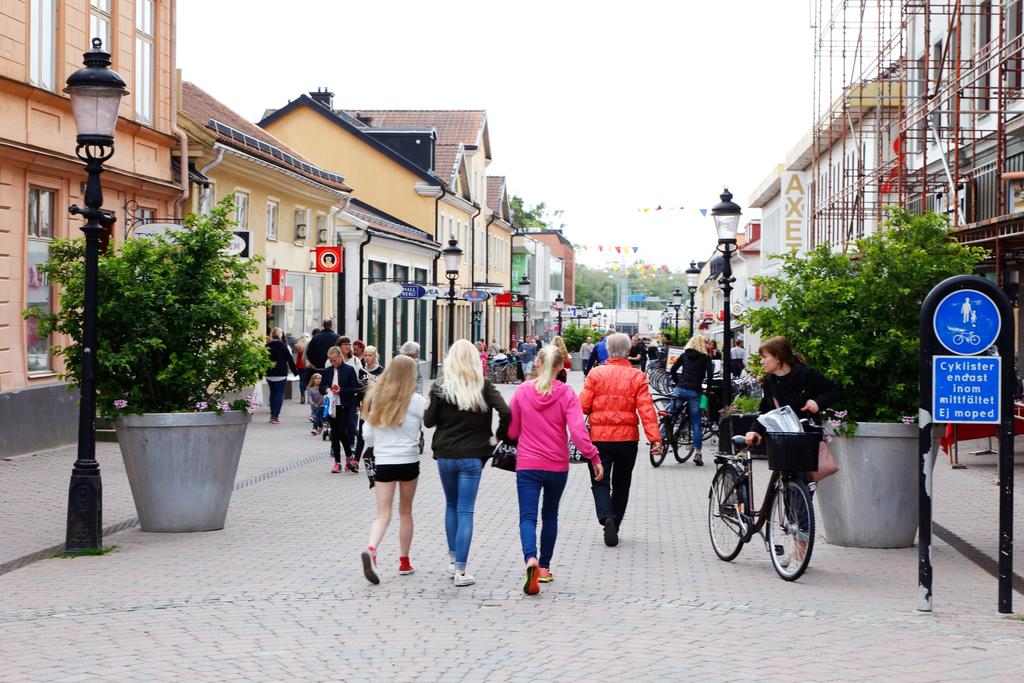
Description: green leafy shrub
744,209,986,424
25,196,271,419
559,324,593,352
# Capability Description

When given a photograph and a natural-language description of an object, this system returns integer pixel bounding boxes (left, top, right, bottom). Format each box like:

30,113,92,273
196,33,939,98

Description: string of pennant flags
635,206,710,216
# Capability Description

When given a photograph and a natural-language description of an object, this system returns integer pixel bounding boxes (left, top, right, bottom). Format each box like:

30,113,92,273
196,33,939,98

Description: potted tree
27,197,270,532
745,209,986,547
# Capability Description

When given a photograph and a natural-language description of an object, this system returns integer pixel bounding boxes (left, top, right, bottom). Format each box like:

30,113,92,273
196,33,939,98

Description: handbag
362,447,376,489
491,439,518,472
806,441,839,482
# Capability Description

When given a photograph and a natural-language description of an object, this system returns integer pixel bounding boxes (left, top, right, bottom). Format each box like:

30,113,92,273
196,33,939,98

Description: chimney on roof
309,87,334,110
355,112,374,125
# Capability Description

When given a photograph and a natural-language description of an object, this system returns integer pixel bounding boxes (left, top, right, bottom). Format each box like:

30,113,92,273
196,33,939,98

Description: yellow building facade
1,0,181,455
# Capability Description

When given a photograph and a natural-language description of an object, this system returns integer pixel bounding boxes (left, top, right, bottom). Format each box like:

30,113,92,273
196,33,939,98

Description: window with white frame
29,0,56,91
90,0,111,50
267,200,279,240
316,214,326,243
294,208,307,240
135,0,155,124
234,191,249,229
27,187,56,372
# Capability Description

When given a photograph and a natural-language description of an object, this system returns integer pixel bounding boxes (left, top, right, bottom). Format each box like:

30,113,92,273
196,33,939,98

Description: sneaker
331,462,341,474
537,567,554,583
694,451,704,466
361,548,380,585
523,558,541,595
345,457,358,473
448,562,457,576
603,518,619,547
398,558,415,575
310,428,318,435
453,572,475,587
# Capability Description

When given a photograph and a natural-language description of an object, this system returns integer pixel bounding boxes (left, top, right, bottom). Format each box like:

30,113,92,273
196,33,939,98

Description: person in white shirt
360,354,427,584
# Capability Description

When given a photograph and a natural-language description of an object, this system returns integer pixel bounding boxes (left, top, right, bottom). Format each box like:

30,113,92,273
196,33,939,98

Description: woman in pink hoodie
508,346,604,595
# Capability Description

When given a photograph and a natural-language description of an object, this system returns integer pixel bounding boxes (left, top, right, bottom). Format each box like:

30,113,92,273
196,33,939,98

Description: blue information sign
931,355,1000,424
932,289,1000,355
400,284,425,299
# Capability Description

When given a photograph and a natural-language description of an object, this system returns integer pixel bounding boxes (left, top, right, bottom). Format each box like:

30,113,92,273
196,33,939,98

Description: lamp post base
65,470,103,551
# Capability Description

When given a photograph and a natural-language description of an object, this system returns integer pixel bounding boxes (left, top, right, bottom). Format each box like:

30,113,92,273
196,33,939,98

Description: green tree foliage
26,196,271,418
559,324,592,352
575,263,690,309
744,209,987,423
510,194,564,231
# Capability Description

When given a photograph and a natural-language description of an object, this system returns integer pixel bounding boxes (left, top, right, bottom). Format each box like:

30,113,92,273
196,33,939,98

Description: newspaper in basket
756,405,803,433
757,405,819,471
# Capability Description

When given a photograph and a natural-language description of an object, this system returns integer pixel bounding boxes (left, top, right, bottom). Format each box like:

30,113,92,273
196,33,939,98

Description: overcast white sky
177,1,815,270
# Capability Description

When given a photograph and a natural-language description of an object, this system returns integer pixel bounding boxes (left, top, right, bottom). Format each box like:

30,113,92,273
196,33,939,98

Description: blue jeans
437,458,483,571
310,404,323,430
517,469,569,569
267,379,286,419
671,387,704,450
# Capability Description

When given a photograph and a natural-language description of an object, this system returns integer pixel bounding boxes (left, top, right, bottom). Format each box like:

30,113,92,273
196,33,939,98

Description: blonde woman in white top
360,355,427,584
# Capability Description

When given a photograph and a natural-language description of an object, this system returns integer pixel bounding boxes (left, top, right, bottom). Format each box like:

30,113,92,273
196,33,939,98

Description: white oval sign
224,234,247,256
365,281,404,299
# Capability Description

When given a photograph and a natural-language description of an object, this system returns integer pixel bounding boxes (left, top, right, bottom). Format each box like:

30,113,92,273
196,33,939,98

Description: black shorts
373,462,420,483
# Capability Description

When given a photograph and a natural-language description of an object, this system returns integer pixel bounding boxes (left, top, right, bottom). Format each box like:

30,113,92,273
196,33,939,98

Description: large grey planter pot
816,421,918,548
116,411,250,532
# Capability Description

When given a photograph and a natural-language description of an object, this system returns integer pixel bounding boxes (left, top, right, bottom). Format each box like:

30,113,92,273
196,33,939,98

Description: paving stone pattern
1,375,1023,680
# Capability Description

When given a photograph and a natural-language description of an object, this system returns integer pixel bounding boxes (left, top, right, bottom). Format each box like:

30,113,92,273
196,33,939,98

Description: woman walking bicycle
424,339,511,587
509,346,603,595
668,333,714,466
359,356,427,584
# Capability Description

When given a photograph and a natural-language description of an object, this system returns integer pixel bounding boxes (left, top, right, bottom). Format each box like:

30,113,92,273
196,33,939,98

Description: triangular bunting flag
699,208,708,217
631,246,639,253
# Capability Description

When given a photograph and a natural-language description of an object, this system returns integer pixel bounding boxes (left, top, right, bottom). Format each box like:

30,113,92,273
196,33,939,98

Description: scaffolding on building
809,0,1024,268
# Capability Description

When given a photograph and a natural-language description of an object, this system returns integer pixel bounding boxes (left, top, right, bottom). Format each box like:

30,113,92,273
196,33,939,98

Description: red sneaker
331,462,341,473
398,557,415,575
537,567,554,583
523,558,540,595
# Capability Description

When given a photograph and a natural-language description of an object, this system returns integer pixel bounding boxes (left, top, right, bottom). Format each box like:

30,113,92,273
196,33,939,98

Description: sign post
918,275,1014,614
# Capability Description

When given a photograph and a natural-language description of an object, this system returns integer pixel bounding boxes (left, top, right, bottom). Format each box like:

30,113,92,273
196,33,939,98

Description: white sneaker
453,572,475,587
447,561,456,575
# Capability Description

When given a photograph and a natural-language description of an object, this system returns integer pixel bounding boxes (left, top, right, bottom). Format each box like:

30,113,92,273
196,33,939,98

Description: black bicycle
707,426,819,581
650,393,716,467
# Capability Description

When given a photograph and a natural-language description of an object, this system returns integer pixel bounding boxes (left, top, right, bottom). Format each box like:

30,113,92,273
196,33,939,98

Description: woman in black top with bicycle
668,333,715,465
743,336,841,446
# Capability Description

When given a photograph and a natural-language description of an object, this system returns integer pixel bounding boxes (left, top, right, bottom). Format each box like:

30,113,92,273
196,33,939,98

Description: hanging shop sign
419,285,443,301
225,230,251,258
462,289,491,302
315,246,342,273
400,284,426,299
365,281,404,299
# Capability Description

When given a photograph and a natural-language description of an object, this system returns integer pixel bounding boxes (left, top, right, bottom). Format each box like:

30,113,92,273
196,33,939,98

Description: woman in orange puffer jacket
579,333,662,547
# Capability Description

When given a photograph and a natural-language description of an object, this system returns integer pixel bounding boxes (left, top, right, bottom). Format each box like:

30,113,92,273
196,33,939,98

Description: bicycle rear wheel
674,415,694,463
649,441,666,468
767,479,815,581
708,466,745,561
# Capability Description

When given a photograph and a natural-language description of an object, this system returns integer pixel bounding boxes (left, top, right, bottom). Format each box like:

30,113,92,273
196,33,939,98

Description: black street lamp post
518,275,531,339
711,188,742,415
686,261,700,337
441,237,463,351
63,39,128,552
670,287,683,341
554,293,564,335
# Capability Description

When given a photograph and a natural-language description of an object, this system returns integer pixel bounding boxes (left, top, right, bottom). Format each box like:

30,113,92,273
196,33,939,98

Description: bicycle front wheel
708,466,745,562
767,479,815,581
674,415,694,463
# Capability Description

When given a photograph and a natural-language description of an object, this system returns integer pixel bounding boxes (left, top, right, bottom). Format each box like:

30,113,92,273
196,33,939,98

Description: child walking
359,355,427,584
306,373,325,435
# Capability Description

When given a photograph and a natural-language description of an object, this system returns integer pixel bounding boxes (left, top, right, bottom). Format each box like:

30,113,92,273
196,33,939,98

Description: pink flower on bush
113,399,128,409
901,415,916,424
195,401,209,411
218,401,230,412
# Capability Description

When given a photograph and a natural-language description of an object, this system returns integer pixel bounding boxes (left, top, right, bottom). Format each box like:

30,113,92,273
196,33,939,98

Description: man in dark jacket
305,320,340,370
319,345,362,473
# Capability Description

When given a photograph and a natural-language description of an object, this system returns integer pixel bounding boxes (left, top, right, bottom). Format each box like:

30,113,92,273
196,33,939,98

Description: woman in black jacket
744,336,842,445
266,328,298,425
424,339,511,587
668,333,714,465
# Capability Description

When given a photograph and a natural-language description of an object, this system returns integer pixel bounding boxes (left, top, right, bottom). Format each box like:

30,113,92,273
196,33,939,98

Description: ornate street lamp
62,38,128,552
686,260,700,338
554,293,564,335
712,188,742,414
671,286,683,341
518,274,531,339
441,236,463,350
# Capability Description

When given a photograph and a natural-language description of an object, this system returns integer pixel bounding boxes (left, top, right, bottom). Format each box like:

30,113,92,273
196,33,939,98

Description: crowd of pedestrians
267,321,815,595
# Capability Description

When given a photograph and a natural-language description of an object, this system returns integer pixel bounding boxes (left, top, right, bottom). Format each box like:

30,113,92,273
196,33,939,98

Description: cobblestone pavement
2,374,1024,680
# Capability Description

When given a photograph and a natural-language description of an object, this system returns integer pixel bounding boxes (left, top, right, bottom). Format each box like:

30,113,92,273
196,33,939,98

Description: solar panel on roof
206,118,347,186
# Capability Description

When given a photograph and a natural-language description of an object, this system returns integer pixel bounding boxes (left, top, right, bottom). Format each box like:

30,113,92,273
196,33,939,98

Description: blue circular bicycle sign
932,289,1001,355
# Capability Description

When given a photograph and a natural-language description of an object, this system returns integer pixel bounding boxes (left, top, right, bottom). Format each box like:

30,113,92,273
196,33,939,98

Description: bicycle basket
764,431,821,472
